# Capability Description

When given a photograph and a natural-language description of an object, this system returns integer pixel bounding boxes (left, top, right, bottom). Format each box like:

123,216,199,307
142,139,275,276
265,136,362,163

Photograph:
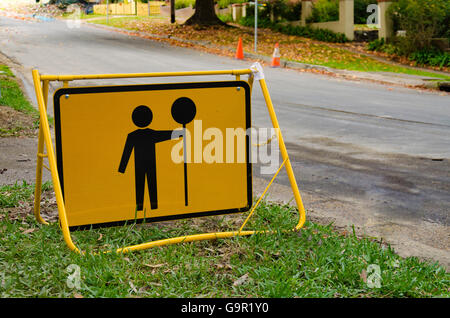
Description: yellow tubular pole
259,79,306,230
34,80,49,225
39,69,253,82
239,157,287,233
116,230,256,254
32,70,81,254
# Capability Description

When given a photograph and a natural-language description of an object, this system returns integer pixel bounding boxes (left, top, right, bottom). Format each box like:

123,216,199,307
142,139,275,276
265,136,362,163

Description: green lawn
0,181,448,298
303,48,450,80
0,65,38,116
0,64,53,137
0,64,41,136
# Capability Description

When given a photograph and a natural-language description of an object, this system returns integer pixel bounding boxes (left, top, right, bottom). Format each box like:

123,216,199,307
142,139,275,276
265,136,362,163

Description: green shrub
409,48,450,68
174,0,195,10
263,0,287,21
388,0,450,54
307,0,379,24
306,0,339,23
239,15,273,28
218,13,233,23
281,1,302,22
367,38,400,55
367,38,450,68
367,38,385,51
243,0,301,22
217,0,246,9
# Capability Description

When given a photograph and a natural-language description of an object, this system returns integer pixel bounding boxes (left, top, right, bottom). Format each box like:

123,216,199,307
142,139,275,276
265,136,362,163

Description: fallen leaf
360,269,367,283
233,273,250,287
129,281,137,294
74,293,83,298
22,228,35,234
143,263,166,269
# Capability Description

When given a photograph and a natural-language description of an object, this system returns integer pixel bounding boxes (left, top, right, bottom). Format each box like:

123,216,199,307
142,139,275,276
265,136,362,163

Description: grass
0,64,52,136
0,181,52,208
0,181,35,208
61,12,106,20
0,181,448,298
294,45,450,80
354,24,379,31
0,65,38,117
87,17,450,81
0,64,40,136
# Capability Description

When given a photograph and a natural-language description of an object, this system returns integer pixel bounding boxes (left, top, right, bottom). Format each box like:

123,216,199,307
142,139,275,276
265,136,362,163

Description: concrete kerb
85,21,449,91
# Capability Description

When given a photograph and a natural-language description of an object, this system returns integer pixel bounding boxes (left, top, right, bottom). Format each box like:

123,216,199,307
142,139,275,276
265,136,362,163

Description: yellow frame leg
31,68,306,254
32,70,80,253
259,78,306,231
34,80,49,225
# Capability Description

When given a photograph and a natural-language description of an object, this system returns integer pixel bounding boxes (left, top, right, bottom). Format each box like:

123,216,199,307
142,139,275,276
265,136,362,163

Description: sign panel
54,81,252,229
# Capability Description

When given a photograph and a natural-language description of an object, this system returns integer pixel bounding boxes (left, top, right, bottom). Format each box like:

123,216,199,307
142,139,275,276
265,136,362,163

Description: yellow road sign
54,81,252,229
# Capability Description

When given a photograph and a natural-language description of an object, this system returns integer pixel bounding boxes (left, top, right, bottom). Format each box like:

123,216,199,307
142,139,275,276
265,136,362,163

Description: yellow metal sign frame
32,67,306,254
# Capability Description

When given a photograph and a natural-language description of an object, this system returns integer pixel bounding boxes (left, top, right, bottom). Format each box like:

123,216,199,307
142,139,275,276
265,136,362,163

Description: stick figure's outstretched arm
118,134,134,173
155,129,184,143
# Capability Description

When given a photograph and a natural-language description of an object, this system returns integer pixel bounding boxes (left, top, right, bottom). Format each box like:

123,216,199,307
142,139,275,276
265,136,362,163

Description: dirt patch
0,105,38,137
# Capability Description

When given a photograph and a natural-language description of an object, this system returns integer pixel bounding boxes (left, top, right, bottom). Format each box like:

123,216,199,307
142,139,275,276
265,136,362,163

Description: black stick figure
118,105,179,211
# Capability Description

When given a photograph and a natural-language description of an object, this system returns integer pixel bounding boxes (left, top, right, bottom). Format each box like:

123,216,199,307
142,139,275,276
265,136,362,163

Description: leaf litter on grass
90,17,449,78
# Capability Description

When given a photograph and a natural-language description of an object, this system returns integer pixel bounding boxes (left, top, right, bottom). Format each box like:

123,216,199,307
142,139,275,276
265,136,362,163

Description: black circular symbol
171,97,196,126
132,105,153,128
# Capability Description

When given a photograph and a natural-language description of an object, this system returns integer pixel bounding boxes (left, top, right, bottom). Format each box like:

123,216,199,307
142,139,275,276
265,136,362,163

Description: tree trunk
184,0,227,26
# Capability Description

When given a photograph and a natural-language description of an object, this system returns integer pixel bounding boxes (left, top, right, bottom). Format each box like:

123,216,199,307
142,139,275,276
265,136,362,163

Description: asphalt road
1,17,449,265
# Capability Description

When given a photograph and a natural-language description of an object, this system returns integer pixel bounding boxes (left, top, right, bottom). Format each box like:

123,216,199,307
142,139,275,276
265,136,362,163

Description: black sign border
54,81,252,231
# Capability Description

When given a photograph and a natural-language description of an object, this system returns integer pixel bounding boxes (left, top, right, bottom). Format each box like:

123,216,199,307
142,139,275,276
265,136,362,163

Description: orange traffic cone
235,37,244,60
271,43,281,67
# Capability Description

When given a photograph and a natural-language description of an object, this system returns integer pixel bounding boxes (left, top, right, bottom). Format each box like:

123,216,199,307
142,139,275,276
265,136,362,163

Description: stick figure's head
132,105,153,128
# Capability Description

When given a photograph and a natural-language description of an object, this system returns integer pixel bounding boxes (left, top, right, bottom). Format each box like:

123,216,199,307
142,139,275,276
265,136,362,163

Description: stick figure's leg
135,170,145,211
147,168,158,210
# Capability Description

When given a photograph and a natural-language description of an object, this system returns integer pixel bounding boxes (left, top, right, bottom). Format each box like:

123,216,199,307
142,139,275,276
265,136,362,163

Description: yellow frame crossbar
32,68,306,254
